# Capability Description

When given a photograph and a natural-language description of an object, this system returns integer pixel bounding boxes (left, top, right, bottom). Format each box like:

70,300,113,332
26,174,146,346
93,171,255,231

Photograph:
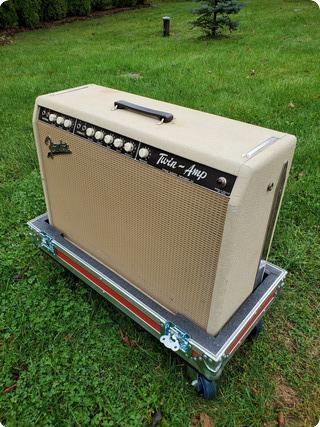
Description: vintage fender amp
33,85,296,335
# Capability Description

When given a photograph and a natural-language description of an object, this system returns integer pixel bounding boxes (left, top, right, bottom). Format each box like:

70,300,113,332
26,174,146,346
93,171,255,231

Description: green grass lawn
0,0,319,425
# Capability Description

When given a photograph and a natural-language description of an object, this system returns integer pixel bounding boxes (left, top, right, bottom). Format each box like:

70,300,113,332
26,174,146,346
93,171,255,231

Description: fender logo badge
45,136,72,159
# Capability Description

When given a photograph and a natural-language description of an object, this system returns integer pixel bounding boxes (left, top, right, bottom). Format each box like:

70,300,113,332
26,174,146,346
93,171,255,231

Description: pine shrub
192,0,243,38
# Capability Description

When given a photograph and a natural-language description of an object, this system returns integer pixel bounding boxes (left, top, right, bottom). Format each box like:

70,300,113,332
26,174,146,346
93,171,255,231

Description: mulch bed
0,4,150,45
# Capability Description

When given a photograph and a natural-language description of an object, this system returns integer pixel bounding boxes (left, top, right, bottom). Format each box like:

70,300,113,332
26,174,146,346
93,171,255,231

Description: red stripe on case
226,292,276,355
56,249,161,333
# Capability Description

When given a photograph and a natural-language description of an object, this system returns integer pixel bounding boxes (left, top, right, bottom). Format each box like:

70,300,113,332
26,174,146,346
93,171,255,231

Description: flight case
28,213,287,399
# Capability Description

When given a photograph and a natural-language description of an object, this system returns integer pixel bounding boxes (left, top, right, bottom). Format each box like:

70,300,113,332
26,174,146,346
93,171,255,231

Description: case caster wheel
193,374,218,400
248,318,264,340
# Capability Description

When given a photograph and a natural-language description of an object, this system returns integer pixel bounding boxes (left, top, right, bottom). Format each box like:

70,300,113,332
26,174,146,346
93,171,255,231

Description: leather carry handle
114,100,174,123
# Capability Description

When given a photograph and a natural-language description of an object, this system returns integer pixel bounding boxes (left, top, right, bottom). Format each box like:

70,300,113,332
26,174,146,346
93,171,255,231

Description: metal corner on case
38,231,56,255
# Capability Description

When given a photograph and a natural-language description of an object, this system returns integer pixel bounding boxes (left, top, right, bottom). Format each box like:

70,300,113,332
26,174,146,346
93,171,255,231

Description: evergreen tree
192,0,243,38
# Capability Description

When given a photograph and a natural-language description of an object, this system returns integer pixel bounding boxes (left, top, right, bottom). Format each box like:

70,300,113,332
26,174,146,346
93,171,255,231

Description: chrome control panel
39,106,236,195
40,107,76,133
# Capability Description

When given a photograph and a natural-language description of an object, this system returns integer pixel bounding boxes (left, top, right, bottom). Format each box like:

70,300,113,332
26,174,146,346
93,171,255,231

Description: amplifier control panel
74,119,139,159
39,106,236,195
39,107,76,133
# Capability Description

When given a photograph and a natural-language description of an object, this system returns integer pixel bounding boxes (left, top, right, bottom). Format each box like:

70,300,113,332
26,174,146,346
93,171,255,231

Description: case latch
160,321,191,354
39,231,55,255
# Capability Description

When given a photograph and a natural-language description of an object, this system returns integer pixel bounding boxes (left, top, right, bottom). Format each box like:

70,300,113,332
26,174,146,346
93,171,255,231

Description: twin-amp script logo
148,147,235,194
156,153,208,182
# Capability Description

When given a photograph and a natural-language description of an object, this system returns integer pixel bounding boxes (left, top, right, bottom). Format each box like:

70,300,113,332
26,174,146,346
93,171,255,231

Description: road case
28,213,287,399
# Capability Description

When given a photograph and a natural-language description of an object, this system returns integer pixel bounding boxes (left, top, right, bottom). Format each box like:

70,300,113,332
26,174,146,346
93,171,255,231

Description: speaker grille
37,122,229,330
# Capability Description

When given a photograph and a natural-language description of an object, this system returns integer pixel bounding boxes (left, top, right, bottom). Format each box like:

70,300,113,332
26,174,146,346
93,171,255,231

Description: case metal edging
27,217,287,382
28,220,164,334
28,218,219,369
53,246,217,366
182,265,288,378
216,267,287,360
187,269,287,380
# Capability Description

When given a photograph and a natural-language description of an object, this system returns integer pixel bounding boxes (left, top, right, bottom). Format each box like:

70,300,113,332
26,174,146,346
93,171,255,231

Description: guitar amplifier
33,84,296,335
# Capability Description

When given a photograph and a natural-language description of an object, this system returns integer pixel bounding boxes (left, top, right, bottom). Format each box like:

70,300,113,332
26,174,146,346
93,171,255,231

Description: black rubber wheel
248,318,264,340
196,374,218,400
